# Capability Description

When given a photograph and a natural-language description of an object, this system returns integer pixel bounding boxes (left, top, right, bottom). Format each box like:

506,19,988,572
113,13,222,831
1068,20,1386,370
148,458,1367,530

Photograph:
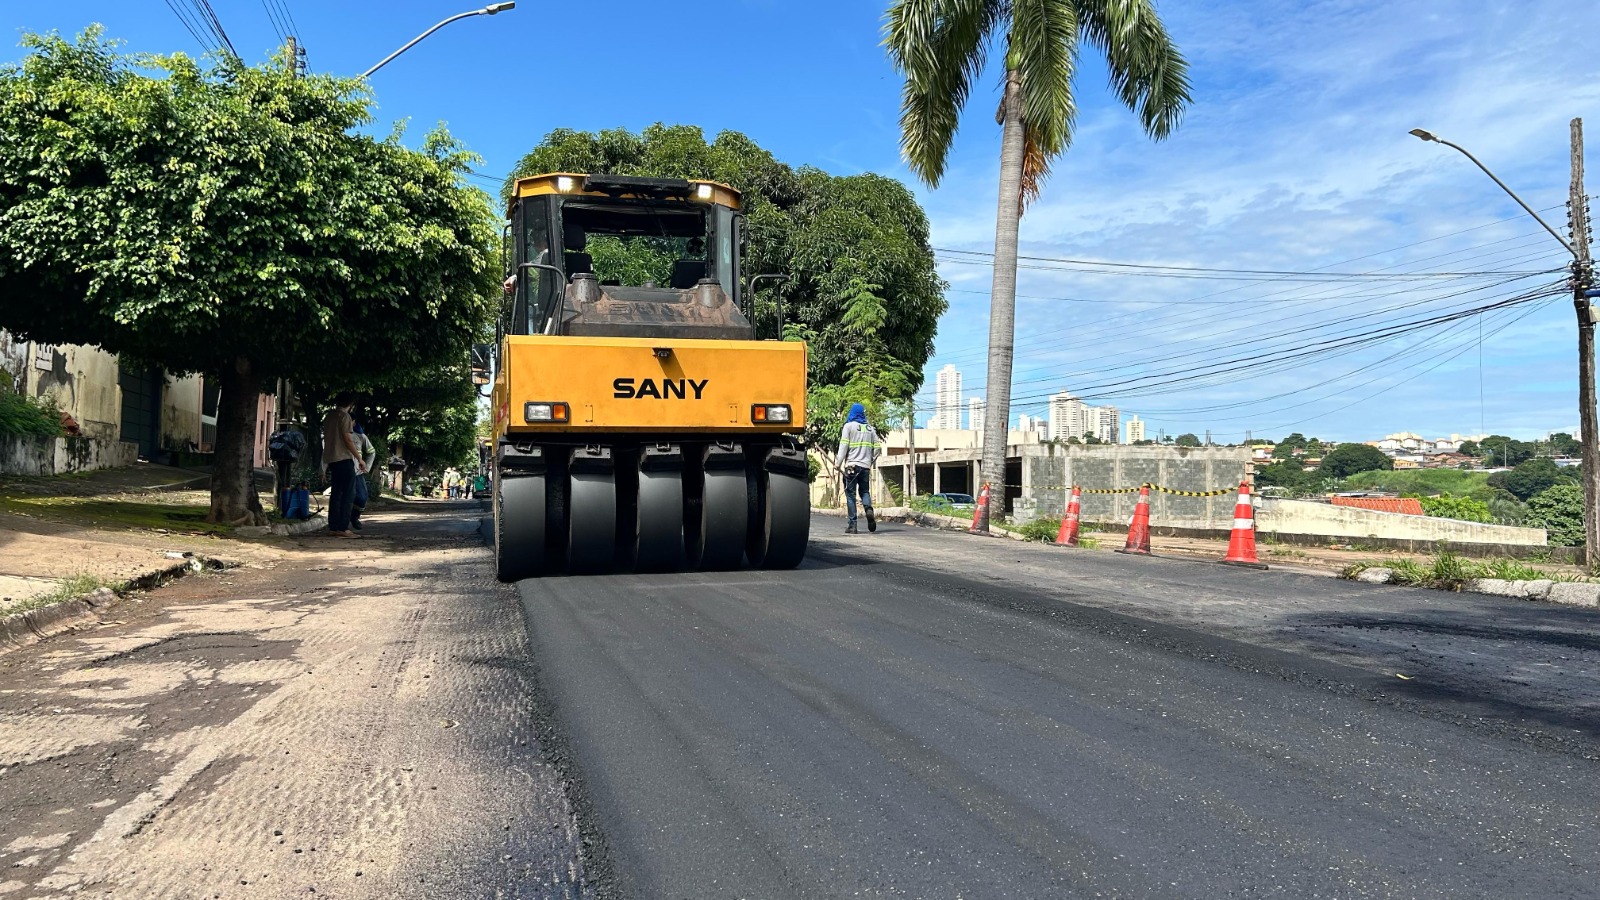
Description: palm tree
885,0,1190,528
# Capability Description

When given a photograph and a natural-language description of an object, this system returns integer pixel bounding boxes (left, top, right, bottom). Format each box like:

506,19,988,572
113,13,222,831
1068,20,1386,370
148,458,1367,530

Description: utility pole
906,397,916,499
1569,118,1598,567
286,35,306,77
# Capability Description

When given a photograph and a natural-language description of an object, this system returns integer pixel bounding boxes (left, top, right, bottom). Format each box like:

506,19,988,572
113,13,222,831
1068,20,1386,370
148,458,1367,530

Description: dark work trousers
351,469,369,528
843,466,873,527
329,459,357,532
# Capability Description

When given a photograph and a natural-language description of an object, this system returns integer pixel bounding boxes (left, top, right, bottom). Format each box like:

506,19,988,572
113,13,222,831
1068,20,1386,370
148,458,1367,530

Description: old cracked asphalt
6,505,1600,898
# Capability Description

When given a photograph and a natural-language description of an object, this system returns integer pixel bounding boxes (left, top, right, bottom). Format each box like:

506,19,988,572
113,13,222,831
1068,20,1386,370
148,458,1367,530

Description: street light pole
360,2,516,79
1411,124,1598,566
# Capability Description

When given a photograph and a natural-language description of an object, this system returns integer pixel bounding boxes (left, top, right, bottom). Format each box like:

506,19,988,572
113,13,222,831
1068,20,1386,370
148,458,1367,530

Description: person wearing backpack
835,402,880,534
349,422,378,531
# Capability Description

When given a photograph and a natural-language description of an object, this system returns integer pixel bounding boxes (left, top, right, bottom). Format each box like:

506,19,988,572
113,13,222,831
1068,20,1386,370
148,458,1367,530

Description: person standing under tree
349,421,377,532
321,392,365,538
835,402,880,534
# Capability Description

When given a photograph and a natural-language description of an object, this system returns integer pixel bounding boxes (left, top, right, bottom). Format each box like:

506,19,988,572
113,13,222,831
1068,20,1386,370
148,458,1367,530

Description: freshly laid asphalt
516,515,1600,899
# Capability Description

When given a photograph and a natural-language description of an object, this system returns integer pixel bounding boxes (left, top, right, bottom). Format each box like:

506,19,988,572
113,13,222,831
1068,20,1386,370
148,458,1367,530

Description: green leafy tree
1528,483,1585,547
805,278,915,466
506,125,945,389
1458,440,1480,458
1478,435,1533,467
1549,432,1583,457
885,0,1190,528
389,397,479,476
0,31,497,523
1272,433,1308,458
1174,433,1201,448
1494,457,1572,502
1255,459,1318,495
1317,443,1393,479
1418,494,1493,524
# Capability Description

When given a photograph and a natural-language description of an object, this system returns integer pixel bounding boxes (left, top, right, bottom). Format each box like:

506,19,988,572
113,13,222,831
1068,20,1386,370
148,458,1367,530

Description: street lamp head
484,2,515,12
1409,128,1440,143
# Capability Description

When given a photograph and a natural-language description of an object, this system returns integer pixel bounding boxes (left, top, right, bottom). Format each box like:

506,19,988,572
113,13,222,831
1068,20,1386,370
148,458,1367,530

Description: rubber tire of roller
568,472,617,574
495,472,545,582
754,468,809,569
635,469,684,572
696,468,747,570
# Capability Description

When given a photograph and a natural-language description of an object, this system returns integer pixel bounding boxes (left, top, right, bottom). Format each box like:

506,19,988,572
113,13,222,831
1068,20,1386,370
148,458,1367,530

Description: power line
925,226,1570,371
935,247,1551,280
259,0,288,43
1014,282,1566,405
928,241,1565,376
273,0,302,41
192,0,239,58
163,0,219,54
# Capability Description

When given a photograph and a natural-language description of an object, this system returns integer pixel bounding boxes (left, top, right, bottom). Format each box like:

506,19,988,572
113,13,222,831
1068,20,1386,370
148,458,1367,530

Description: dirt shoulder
0,502,589,899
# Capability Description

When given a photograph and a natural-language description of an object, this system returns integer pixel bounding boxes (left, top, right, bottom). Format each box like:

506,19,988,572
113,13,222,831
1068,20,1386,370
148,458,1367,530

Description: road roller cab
490,173,810,579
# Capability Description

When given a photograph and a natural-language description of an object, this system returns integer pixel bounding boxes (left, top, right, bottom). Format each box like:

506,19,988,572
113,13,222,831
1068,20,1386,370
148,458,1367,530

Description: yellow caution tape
984,482,1242,496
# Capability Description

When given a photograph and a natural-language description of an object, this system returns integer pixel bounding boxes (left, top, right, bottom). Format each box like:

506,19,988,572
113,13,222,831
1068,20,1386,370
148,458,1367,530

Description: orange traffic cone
1056,486,1082,546
969,483,991,534
1220,481,1268,569
1116,485,1152,556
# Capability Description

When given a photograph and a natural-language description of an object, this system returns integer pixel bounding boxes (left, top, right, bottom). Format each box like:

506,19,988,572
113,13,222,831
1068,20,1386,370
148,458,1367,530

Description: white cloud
914,0,1600,441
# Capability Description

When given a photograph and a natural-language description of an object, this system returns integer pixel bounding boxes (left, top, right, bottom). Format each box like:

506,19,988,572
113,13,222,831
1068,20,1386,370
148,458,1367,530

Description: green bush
0,390,62,438
1527,483,1585,547
1486,495,1529,524
1016,516,1062,543
1418,493,1492,523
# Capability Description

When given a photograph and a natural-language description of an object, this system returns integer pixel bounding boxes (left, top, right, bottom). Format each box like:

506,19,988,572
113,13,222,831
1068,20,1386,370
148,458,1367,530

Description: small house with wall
0,332,276,475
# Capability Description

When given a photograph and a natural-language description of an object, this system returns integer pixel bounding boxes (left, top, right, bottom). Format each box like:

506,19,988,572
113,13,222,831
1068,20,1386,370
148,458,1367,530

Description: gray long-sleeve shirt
835,420,880,471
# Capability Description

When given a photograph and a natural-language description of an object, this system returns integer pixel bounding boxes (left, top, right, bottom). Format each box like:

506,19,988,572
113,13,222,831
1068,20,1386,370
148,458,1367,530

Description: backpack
268,429,307,462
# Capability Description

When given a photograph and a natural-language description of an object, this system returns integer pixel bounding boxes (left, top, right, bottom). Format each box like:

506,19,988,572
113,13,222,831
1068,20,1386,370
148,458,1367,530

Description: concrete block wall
1021,445,1251,527
1257,498,1547,548
0,434,139,476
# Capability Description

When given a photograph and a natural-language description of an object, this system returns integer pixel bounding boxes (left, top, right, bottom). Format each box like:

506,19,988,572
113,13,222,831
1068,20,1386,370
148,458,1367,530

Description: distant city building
1126,416,1146,444
1049,391,1126,443
1093,406,1121,444
967,397,984,431
933,364,962,430
1049,392,1089,442
1375,431,1491,456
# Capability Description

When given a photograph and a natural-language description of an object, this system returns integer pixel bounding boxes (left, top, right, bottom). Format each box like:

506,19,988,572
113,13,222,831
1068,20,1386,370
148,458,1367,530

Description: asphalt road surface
518,514,1600,899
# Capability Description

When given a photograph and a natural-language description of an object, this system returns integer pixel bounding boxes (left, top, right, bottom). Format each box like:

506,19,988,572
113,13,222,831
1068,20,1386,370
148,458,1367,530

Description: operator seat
669,259,707,289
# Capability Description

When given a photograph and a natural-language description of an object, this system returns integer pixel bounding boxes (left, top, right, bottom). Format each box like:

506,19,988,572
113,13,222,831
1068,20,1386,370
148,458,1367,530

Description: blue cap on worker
847,403,866,424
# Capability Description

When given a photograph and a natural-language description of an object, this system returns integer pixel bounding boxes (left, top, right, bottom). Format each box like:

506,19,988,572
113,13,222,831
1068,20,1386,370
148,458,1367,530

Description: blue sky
9,0,1600,443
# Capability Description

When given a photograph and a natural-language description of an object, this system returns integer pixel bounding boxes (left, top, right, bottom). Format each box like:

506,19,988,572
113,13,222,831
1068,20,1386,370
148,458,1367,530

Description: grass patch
1341,469,1495,502
1076,535,1101,550
1340,552,1583,589
1016,517,1062,543
0,494,231,534
2,573,111,618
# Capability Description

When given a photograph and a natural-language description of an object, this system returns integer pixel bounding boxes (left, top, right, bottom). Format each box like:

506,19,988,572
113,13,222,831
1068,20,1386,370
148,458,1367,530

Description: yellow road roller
488,173,809,579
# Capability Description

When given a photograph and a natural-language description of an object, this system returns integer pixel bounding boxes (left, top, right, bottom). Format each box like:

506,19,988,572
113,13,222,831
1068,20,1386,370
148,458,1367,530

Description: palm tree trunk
978,67,1026,530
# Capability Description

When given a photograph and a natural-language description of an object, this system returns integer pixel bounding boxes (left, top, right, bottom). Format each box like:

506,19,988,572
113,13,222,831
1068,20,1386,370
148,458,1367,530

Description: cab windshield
559,201,712,290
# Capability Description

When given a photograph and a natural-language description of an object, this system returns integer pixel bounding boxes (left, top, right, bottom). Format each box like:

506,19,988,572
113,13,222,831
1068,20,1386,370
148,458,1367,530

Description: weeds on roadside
2,572,108,619
1340,552,1584,590
1016,517,1061,543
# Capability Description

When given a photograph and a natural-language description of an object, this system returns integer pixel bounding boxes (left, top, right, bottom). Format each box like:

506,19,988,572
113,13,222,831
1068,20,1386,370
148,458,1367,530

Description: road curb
0,587,113,652
1343,571,1600,609
236,514,329,538
0,555,228,654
